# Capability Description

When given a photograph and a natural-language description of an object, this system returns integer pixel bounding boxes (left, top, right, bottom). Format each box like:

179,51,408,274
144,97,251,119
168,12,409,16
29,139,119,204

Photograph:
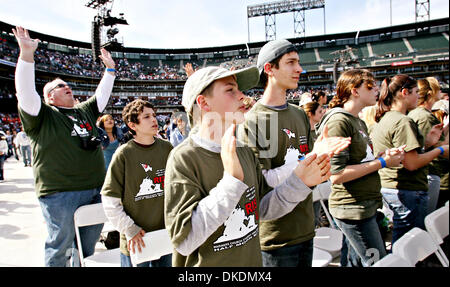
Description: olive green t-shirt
18,97,106,198
408,107,446,177
164,137,272,267
324,111,382,220
238,102,315,251
371,110,428,191
101,138,173,256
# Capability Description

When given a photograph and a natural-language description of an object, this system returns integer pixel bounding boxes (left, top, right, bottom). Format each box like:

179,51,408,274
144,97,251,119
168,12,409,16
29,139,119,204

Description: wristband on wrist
437,146,444,155
298,155,305,161
106,68,116,72
378,157,387,168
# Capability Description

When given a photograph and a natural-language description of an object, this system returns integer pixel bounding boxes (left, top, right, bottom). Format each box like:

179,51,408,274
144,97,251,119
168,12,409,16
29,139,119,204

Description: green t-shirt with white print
238,102,315,251
101,138,173,256
164,137,272,267
324,111,382,220
18,97,105,198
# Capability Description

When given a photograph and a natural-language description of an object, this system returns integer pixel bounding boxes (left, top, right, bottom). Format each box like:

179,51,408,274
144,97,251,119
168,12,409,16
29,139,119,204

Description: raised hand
313,125,351,158
12,26,40,63
98,48,115,70
294,153,331,187
184,63,195,77
221,124,244,181
425,123,444,149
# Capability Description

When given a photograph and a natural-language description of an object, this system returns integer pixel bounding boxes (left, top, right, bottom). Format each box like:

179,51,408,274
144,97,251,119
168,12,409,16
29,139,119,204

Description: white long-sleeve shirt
15,58,115,116
173,133,312,256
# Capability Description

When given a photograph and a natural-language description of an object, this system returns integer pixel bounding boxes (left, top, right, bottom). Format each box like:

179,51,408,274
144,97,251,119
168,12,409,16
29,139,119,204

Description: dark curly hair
122,99,155,135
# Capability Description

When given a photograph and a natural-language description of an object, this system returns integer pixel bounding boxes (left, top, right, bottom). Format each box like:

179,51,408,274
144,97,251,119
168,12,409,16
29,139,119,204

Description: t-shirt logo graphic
141,163,153,172
73,123,89,137
284,146,300,164
282,128,296,139
213,186,259,252
134,163,164,201
213,206,258,252
359,130,375,163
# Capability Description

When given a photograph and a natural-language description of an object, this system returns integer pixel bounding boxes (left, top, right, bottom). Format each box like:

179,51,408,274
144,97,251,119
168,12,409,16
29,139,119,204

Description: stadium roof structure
1,17,448,55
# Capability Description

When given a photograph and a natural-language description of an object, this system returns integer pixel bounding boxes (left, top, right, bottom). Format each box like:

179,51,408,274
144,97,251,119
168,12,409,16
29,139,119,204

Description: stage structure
85,0,128,62
415,0,430,22
330,47,359,83
247,0,325,42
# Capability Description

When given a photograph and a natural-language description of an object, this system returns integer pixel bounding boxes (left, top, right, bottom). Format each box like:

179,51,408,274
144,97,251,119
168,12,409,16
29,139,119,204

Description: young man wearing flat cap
163,65,333,267
238,39,350,267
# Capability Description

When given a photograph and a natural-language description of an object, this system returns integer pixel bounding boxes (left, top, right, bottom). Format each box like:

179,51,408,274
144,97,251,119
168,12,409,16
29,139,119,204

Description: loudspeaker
91,20,101,63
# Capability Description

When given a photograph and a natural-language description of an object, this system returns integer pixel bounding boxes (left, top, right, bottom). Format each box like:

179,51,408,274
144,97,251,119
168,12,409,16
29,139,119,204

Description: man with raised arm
13,26,116,267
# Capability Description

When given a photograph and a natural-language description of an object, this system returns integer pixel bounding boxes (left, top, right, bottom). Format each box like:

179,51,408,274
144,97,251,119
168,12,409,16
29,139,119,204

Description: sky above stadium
1,0,449,49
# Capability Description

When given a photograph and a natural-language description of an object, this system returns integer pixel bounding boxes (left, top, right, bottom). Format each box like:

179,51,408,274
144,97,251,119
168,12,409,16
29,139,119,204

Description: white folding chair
312,247,333,267
425,205,449,266
74,203,120,267
129,229,173,266
372,253,413,267
392,227,448,267
312,185,343,258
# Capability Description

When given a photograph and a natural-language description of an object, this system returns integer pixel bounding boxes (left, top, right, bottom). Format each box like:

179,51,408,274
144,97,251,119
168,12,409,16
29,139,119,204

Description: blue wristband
298,155,305,161
106,68,115,72
437,146,444,155
378,157,387,168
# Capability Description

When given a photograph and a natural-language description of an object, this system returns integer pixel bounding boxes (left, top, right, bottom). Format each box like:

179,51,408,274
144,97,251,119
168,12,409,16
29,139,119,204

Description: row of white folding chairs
373,204,449,267
74,203,172,267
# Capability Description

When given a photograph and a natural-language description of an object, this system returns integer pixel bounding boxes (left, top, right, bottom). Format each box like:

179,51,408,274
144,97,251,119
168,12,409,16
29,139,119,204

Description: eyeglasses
49,83,70,93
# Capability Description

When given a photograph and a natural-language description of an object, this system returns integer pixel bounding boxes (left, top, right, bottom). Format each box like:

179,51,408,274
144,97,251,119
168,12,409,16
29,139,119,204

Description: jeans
38,187,103,267
427,174,441,215
334,214,387,267
20,145,31,165
381,187,428,244
261,239,313,267
120,252,172,267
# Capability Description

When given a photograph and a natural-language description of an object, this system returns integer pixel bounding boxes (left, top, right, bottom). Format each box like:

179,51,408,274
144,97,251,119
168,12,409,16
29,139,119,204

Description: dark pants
261,239,313,267
0,154,5,180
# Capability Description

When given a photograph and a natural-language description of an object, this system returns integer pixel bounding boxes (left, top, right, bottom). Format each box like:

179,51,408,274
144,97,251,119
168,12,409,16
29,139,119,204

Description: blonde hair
417,77,441,106
360,105,377,128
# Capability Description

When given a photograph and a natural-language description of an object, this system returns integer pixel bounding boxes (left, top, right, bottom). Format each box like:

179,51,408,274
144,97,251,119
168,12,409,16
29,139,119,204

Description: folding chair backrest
73,203,109,266
425,205,449,245
130,229,173,266
74,203,108,227
392,227,440,266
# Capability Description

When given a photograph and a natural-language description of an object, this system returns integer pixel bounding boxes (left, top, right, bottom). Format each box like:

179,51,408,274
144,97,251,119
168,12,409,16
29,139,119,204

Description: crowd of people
2,37,263,81
2,26,449,269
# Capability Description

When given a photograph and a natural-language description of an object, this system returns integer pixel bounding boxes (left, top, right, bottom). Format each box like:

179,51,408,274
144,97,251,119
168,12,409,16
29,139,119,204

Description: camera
80,136,102,150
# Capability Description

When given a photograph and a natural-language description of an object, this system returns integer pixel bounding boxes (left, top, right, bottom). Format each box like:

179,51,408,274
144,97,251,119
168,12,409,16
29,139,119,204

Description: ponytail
375,77,392,122
329,69,374,109
375,74,417,122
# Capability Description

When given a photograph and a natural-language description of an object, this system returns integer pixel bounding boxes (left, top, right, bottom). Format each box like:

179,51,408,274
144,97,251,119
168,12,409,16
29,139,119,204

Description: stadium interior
0,17,448,128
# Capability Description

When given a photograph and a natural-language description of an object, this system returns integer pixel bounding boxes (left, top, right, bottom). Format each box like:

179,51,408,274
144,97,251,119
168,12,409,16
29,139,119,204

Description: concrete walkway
0,157,47,267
